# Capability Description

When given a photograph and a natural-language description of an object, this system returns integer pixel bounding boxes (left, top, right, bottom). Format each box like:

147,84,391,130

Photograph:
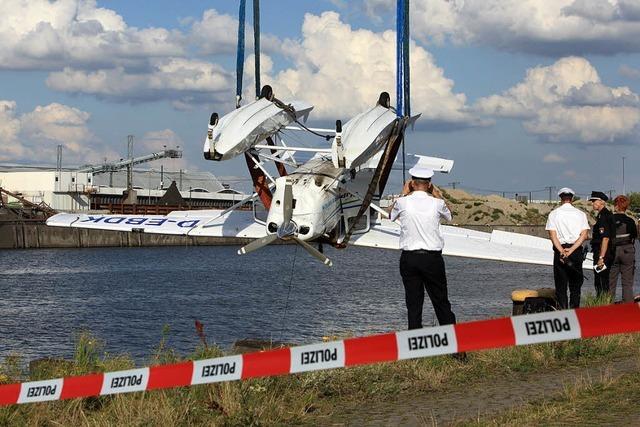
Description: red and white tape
1,303,639,407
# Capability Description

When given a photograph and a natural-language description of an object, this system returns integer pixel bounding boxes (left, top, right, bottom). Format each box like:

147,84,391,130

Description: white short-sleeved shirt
390,191,452,251
545,203,589,244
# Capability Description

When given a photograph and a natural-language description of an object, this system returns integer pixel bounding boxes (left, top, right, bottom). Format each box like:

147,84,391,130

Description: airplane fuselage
265,155,368,242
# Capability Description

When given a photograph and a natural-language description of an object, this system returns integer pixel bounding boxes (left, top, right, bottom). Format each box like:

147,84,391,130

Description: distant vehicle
190,188,210,193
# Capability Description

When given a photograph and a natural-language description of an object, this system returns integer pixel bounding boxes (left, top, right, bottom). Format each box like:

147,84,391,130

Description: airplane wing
350,219,593,269
46,210,267,239
47,212,593,269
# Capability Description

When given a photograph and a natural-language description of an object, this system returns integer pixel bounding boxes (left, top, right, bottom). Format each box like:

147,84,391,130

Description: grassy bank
2,308,639,425
460,367,640,426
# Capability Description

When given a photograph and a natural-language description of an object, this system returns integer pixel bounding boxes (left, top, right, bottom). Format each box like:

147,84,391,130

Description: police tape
1,303,639,407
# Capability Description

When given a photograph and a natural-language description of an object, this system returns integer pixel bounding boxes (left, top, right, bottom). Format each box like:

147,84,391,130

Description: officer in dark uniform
588,191,616,297
609,195,638,302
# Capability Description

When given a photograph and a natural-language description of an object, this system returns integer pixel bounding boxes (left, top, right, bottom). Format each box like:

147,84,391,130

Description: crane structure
76,149,182,175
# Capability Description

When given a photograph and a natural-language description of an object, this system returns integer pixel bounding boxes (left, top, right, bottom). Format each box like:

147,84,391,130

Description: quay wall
0,222,250,249
0,221,548,250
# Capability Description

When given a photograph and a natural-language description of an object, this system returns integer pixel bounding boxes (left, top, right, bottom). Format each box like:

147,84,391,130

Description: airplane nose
277,221,297,239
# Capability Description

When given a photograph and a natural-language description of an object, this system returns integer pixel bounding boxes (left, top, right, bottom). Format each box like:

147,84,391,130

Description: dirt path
320,355,640,426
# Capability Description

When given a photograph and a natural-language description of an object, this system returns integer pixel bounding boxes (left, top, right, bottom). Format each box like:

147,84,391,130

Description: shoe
451,352,468,363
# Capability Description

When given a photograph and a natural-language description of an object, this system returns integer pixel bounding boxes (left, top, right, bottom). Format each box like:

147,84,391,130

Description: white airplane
47,89,591,269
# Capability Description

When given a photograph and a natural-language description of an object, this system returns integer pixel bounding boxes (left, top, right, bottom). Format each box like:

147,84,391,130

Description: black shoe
451,352,468,363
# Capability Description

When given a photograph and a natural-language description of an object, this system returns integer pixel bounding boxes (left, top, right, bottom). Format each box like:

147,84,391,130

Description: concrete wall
0,222,549,250
0,222,250,249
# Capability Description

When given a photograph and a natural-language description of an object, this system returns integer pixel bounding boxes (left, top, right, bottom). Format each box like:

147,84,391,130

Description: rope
272,97,332,141
293,119,333,141
278,244,298,342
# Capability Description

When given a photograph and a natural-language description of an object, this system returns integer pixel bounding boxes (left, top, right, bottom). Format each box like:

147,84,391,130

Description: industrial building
0,166,247,213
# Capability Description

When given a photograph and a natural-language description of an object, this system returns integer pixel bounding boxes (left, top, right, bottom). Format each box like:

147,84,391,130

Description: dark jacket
613,213,638,246
592,207,615,258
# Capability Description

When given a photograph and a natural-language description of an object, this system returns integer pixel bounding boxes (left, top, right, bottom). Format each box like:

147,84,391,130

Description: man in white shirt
390,166,456,329
545,187,590,309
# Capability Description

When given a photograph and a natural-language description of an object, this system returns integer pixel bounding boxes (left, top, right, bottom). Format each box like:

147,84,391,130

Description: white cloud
263,12,478,128
0,101,25,160
0,0,184,70
46,59,234,105
364,0,640,56
475,57,640,144
20,103,93,153
189,9,241,55
0,100,116,163
543,153,567,163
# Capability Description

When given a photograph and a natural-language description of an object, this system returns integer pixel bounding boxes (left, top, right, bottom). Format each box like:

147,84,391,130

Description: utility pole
127,135,134,191
448,181,461,190
545,186,554,203
622,156,626,195
56,145,62,191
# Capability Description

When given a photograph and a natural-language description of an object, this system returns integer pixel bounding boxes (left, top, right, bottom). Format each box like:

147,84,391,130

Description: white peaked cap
408,165,434,179
557,187,575,196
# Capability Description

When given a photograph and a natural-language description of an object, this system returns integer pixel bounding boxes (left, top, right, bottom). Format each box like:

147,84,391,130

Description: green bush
629,192,640,212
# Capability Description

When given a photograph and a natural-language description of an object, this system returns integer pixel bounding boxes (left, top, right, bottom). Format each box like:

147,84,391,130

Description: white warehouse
0,166,246,212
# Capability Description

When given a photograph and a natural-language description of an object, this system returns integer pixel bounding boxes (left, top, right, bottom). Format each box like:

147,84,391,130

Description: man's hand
597,257,605,269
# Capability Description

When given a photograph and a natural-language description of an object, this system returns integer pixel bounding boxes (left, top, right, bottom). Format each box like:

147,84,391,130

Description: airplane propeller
237,178,333,266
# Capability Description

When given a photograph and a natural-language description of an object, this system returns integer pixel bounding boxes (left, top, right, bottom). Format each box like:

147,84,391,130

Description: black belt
561,243,574,248
403,249,442,254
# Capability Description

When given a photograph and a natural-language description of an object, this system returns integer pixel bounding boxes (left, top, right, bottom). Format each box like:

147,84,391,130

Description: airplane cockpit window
253,200,267,224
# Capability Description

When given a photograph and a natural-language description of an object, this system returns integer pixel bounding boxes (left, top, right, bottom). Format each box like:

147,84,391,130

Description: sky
2,0,640,198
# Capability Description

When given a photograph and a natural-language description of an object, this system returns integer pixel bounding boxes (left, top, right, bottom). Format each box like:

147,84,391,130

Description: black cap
588,191,608,202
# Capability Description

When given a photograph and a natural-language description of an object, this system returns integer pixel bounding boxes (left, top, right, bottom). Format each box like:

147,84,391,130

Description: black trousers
400,250,456,329
592,246,613,297
553,246,584,309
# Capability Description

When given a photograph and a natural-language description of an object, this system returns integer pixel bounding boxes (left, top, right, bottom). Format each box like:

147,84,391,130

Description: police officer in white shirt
390,166,456,329
545,187,589,309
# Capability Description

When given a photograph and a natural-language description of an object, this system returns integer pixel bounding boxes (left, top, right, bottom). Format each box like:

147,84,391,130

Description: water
0,245,637,362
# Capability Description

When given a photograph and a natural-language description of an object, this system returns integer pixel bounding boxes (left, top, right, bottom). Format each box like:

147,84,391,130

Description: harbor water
1,245,638,362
